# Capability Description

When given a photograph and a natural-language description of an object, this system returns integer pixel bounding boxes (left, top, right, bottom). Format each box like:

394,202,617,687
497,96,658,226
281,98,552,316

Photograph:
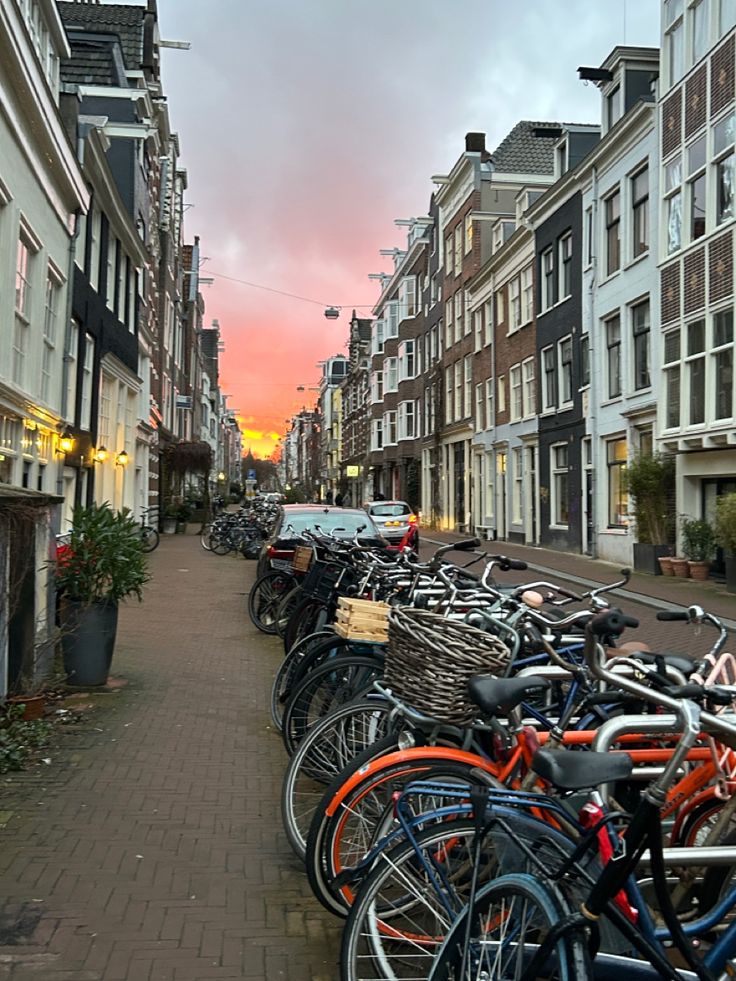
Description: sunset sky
151,0,661,458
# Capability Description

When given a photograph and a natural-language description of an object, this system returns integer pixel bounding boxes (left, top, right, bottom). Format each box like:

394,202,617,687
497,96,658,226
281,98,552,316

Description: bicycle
138,508,160,553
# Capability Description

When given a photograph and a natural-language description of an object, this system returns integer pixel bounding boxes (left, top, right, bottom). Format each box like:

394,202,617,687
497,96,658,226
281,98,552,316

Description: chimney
465,132,486,153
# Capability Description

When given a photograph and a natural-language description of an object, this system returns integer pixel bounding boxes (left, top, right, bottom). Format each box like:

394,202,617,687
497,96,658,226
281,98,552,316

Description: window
371,370,383,403
486,379,494,429
585,207,594,266
551,443,569,526
398,340,415,380
495,288,505,327
687,318,706,424
445,235,453,275
453,225,462,274
580,334,590,388
559,336,573,405
385,302,399,338
372,418,383,451
606,315,622,398
632,299,651,390
605,190,621,275
464,356,472,417
559,233,572,298
475,383,484,429
687,135,707,241
454,290,463,343
65,320,79,423
106,232,117,309
606,85,622,130
663,329,681,428
454,361,462,419
512,447,523,523
541,248,554,310
690,0,707,63
372,318,384,355
398,401,415,440
445,369,453,424
714,113,735,226
665,0,684,85
99,373,113,448
510,364,522,421
721,0,736,32
714,309,734,419
509,276,522,330
384,357,398,392
89,205,101,290
665,156,683,253
15,237,31,319
399,277,416,320
445,298,454,349
41,271,61,404
498,374,506,414
384,410,397,445
631,167,649,257
484,299,493,345
474,307,484,352
80,334,94,430
521,266,533,323
607,439,628,528
464,213,473,254
522,357,536,416
542,345,557,410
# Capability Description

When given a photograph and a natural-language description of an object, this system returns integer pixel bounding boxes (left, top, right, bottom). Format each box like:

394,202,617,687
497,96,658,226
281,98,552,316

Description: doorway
704,479,736,574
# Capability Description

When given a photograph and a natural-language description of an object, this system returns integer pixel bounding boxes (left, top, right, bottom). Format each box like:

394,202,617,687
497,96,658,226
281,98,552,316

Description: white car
365,500,418,547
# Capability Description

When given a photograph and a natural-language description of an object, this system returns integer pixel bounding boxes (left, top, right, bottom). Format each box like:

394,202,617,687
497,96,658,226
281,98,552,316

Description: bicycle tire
305,750,504,917
276,585,303,640
270,630,336,731
140,526,160,552
200,524,213,550
281,696,394,860
281,653,384,756
428,872,590,981
283,596,332,654
248,571,295,633
287,634,356,692
210,534,231,555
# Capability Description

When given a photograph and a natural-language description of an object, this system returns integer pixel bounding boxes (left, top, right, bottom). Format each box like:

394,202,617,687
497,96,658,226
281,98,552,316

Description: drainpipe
58,207,83,499
587,164,599,558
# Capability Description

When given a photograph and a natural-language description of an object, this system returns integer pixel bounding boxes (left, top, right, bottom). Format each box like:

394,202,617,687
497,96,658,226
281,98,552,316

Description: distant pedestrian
374,491,386,501
326,490,333,504
334,492,344,507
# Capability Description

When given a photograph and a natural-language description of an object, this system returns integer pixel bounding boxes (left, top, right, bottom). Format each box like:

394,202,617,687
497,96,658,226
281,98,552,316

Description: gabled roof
57,2,146,71
355,317,372,343
492,120,568,175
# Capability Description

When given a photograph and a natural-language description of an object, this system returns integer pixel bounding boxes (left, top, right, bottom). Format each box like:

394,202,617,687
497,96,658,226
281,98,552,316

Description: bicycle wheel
140,526,160,552
281,696,394,860
283,596,332,654
428,872,589,981
248,571,295,633
200,524,213,550
270,630,335,731
305,751,503,917
281,653,384,756
276,585,303,641
210,533,231,555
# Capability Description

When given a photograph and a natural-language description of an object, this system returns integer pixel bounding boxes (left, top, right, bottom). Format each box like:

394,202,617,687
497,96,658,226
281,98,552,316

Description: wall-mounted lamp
58,432,75,455
217,470,226,481
115,450,129,467
94,446,108,463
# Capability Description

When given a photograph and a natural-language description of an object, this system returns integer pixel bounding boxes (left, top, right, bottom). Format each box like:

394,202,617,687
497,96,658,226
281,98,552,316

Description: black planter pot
633,543,672,576
726,555,736,594
60,599,119,686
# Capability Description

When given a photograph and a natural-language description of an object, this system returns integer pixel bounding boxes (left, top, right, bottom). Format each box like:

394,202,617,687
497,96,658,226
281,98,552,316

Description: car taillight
267,546,293,559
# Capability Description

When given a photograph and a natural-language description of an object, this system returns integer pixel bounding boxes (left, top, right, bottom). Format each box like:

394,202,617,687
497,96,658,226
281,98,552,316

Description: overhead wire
206,269,376,311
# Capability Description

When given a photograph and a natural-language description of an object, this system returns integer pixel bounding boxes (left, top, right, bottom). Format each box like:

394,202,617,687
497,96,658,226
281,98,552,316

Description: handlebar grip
662,684,705,700
505,559,528,571
453,538,482,551
590,608,639,636
656,610,689,622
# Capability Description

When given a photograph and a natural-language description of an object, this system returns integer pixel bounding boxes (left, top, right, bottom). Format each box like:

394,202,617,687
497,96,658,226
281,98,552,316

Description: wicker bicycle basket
385,607,512,725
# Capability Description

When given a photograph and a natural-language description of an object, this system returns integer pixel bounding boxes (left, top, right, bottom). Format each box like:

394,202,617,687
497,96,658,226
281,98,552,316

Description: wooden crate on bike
291,545,313,573
334,597,390,643
385,606,511,724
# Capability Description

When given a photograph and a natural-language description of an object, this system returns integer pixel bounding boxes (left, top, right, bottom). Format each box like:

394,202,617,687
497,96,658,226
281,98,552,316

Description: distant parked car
365,500,418,549
256,504,386,576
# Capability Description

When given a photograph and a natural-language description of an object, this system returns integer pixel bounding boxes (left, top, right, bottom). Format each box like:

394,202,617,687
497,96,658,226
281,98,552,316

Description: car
365,500,419,548
256,504,387,576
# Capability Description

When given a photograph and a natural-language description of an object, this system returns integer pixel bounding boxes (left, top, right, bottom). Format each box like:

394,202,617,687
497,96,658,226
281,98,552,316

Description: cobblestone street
0,534,340,981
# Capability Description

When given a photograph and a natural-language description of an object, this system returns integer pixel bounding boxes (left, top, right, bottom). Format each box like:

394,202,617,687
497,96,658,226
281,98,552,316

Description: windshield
370,504,411,517
281,512,374,536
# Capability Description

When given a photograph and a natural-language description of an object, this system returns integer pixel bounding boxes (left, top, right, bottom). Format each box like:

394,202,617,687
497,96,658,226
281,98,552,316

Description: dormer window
606,85,622,130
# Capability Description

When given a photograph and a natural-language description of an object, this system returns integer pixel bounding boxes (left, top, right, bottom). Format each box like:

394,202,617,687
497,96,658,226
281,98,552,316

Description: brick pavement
0,534,340,981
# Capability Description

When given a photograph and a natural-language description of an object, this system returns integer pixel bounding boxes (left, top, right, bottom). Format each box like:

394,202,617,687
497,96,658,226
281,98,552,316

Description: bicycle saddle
467,675,550,718
532,748,633,791
629,650,696,678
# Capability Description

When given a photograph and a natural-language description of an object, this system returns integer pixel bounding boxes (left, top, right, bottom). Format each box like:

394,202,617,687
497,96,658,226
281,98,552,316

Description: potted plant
715,492,736,593
623,453,675,575
162,504,178,535
680,516,716,581
53,503,150,686
175,502,192,533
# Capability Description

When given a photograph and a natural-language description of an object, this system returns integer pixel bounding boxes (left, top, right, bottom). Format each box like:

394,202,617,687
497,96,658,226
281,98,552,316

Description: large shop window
607,439,628,528
551,443,569,527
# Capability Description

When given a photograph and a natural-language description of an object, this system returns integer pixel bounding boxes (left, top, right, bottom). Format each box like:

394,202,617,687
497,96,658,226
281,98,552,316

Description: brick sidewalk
0,535,340,980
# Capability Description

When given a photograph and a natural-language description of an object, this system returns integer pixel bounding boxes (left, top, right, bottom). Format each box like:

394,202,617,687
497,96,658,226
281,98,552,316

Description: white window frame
550,442,570,528
541,248,554,311
558,335,573,408
522,357,536,417
510,364,522,422
558,233,572,299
